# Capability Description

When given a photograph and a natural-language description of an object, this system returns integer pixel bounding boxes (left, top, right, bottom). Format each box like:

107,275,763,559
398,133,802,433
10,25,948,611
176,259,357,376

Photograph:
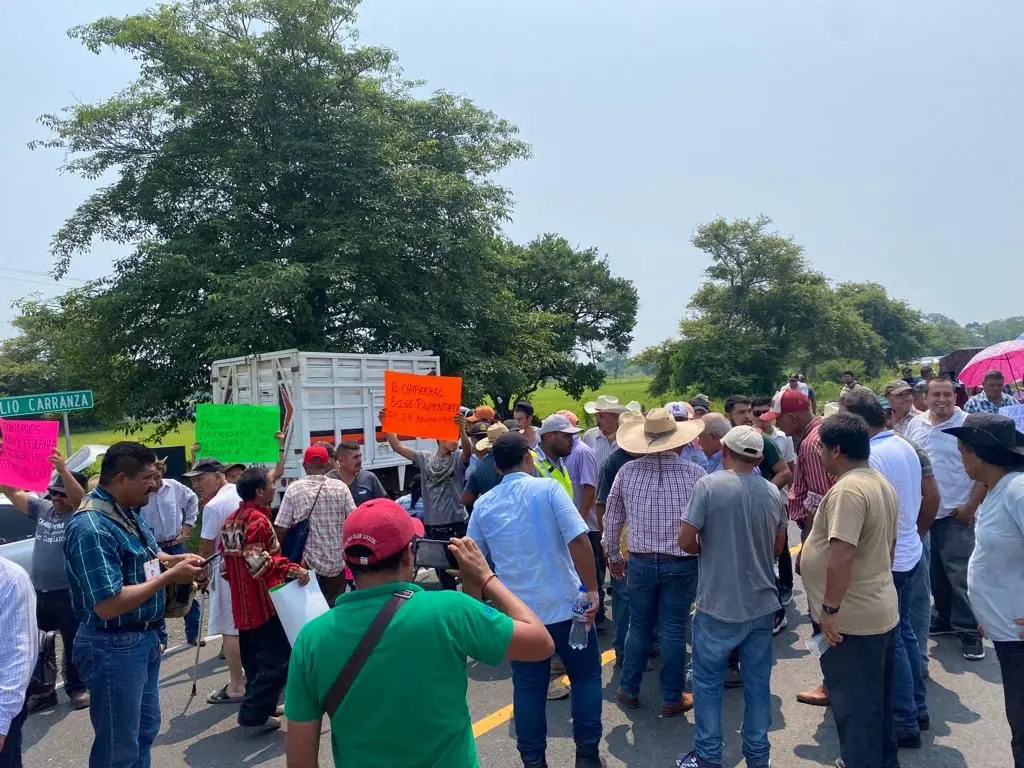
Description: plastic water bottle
568,585,591,650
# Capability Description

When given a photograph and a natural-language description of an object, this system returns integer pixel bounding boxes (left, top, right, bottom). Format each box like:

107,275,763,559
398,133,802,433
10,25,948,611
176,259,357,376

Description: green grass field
64,423,198,454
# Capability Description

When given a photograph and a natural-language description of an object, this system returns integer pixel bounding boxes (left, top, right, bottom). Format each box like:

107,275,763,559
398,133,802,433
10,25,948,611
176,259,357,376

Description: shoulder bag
280,477,325,564
323,589,413,719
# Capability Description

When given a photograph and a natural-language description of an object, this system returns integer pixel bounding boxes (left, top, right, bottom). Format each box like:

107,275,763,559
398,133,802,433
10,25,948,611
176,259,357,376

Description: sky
2,0,1023,353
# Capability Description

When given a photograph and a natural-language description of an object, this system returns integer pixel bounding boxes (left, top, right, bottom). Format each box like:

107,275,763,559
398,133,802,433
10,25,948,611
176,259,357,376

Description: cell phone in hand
201,552,222,567
412,538,459,570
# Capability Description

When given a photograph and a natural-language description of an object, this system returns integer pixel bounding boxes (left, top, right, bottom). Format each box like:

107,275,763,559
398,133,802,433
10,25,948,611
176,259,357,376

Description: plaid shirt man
64,487,165,629
602,452,707,562
275,475,355,577
788,417,837,525
964,390,1016,414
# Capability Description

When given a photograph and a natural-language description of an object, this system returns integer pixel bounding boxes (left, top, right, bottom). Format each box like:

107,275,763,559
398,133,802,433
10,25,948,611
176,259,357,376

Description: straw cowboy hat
617,407,706,455
475,422,509,452
584,395,627,415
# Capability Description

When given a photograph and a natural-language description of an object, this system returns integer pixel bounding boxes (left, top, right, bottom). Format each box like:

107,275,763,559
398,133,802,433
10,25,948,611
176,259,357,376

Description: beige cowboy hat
475,422,509,452
624,400,643,414
584,395,627,415
617,407,705,455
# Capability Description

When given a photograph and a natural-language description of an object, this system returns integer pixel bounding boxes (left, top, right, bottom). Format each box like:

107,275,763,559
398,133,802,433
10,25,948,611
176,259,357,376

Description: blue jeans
910,532,932,669
611,574,630,659
73,625,161,768
158,543,201,644
510,619,603,763
893,563,928,734
621,554,698,705
691,611,774,767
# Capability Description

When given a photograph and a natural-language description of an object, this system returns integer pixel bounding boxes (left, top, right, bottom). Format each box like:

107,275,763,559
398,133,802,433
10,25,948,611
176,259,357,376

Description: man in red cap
274,445,357,606
284,499,555,768
760,389,836,707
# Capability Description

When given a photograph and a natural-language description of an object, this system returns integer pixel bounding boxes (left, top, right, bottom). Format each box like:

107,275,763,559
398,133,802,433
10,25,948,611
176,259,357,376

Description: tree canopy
20,0,636,429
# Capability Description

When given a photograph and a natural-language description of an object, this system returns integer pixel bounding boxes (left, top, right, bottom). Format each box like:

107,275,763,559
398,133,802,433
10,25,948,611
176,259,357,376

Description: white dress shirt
904,409,974,519
0,557,38,737
140,478,199,544
582,428,617,472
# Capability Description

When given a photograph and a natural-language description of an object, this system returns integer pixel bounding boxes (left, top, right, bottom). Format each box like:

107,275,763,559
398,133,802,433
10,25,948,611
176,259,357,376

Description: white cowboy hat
584,395,627,415
616,407,706,455
624,400,643,414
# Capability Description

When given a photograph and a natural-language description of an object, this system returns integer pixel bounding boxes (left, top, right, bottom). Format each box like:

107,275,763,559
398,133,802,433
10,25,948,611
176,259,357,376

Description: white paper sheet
269,571,331,646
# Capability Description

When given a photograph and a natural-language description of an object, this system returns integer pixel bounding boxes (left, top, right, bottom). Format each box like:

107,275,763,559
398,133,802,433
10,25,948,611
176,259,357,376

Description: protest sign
269,572,331,646
382,371,463,441
195,404,281,463
0,418,60,492
999,404,1024,433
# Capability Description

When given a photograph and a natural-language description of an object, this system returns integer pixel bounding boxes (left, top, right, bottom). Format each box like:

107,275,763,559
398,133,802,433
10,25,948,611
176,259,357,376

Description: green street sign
0,390,95,418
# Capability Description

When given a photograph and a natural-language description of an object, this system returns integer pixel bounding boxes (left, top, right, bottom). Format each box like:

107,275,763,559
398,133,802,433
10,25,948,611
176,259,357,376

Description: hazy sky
2,0,1022,352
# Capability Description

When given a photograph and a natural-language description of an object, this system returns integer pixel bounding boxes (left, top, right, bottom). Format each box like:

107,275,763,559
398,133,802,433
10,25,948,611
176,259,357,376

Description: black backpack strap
323,589,414,719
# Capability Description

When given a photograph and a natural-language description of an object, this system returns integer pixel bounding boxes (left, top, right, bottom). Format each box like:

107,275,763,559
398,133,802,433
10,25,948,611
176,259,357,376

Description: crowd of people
0,366,1022,768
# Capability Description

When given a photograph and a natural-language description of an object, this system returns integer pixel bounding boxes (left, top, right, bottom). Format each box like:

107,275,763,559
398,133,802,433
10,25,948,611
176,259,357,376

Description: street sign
0,390,95,418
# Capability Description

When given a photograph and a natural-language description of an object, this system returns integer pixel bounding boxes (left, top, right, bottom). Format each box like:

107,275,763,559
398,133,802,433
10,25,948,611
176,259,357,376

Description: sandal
206,685,245,705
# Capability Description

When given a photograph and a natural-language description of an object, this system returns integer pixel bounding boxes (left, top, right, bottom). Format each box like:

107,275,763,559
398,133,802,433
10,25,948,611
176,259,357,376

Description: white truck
209,349,442,494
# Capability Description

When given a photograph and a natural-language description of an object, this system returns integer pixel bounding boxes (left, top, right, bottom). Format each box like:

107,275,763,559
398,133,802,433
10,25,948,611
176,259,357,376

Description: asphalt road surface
25,549,1012,767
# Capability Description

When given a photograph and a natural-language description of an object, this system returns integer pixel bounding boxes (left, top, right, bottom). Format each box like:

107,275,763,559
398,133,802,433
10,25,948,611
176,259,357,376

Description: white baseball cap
721,425,764,460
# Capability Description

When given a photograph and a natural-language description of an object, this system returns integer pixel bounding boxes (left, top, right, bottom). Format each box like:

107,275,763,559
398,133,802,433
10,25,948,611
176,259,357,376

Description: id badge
144,559,162,582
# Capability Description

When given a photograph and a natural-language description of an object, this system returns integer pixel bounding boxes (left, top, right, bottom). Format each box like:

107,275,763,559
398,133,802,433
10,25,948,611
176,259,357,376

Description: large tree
921,313,973,356
29,0,625,428
834,282,927,374
650,216,876,398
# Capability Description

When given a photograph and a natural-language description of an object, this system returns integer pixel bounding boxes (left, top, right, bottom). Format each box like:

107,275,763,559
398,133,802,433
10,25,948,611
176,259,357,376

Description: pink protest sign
0,418,60,492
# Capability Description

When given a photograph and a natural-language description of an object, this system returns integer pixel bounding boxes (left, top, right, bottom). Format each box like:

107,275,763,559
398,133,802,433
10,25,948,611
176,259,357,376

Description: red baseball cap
343,498,425,565
466,405,496,423
303,445,331,465
759,390,811,422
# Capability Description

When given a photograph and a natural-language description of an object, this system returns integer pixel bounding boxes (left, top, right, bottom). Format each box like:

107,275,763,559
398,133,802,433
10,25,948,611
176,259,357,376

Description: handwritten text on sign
999,404,1024,434
196,404,281,464
0,418,60,493
383,371,463,441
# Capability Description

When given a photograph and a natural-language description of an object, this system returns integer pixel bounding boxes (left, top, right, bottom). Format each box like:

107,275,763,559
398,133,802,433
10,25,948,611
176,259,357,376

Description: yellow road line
473,544,802,740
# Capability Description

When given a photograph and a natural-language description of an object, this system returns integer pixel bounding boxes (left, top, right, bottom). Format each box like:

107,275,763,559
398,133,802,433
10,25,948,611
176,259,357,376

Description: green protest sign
195,404,281,464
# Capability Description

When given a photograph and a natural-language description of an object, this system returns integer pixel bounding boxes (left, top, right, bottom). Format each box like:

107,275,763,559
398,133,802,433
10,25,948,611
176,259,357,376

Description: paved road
25,560,1011,767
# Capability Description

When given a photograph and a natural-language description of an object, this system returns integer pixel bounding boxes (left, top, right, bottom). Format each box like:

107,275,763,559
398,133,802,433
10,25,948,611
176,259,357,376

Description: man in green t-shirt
284,498,555,768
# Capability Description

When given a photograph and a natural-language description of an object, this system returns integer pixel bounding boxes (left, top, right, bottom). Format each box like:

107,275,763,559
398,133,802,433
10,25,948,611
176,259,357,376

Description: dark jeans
73,624,161,768
424,522,468,590
0,700,27,768
510,619,602,763
893,564,927,734
237,615,291,726
930,516,980,640
611,574,629,659
318,573,348,607
35,588,85,696
909,532,932,669
777,544,793,592
587,531,608,622
621,554,698,705
820,629,898,768
157,543,201,644
995,641,1024,768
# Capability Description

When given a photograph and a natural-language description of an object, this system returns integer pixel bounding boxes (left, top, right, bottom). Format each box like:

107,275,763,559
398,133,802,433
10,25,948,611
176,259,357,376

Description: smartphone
413,538,459,570
201,551,222,567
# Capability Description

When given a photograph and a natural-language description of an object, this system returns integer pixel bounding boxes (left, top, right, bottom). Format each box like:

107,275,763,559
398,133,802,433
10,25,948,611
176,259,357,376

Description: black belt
93,621,161,634
629,551,692,561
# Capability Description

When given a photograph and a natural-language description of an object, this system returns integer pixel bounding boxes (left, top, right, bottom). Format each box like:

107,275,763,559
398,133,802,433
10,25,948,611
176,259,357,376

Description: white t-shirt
199,483,243,541
904,410,974,519
868,431,923,572
968,471,1024,642
765,429,796,464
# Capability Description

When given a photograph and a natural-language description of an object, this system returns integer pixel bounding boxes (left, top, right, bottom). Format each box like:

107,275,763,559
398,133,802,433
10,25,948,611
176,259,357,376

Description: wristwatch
821,603,840,615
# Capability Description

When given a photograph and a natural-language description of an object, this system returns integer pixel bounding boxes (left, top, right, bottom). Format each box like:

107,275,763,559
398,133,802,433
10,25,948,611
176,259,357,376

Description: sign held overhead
382,370,463,441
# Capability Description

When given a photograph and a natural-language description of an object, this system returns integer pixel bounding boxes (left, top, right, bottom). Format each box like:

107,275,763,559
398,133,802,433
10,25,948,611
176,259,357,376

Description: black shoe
918,714,930,731
522,759,547,768
961,636,985,660
575,743,605,768
897,730,922,749
187,637,207,647
779,587,793,606
27,691,58,713
723,665,743,689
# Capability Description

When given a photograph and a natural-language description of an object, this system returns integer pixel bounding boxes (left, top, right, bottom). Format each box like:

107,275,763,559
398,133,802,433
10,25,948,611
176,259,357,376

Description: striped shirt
964,391,1016,414
0,558,37,737
602,452,707,562
788,417,837,524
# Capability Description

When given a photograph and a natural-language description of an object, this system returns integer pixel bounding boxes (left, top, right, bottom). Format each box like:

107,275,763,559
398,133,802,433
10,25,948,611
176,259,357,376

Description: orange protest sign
382,371,463,441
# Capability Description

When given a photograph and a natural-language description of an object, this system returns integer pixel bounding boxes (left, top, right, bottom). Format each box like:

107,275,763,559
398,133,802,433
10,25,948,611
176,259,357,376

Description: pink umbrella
958,339,1024,387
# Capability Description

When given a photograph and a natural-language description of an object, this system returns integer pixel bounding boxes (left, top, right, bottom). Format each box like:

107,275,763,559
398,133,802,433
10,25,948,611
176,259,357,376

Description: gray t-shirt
414,450,468,527
682,471,787,623
29,497,72,592
345,470,388,507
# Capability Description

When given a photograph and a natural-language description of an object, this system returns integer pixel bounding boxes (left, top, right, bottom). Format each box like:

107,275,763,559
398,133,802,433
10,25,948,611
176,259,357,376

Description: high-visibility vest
532,450,573,500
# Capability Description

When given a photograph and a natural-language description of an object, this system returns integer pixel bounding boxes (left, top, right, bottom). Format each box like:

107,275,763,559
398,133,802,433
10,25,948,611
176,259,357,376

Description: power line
0,266,89,284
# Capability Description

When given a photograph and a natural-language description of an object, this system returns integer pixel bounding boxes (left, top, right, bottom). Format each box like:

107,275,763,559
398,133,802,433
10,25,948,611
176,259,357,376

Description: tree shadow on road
930,638,1004,686
181,726,285,768
920,678,982,737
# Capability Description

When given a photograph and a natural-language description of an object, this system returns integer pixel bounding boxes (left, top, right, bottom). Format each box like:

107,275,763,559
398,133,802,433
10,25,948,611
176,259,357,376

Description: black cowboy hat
943,413,1024,458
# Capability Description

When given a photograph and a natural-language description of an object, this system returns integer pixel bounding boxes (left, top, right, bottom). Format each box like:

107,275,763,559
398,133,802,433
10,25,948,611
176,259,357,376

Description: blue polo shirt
64,487,165,629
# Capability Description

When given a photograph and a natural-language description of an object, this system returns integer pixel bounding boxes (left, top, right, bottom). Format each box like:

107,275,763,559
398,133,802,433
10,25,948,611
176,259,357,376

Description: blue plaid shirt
64,487,165,629
964,391,1016,414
